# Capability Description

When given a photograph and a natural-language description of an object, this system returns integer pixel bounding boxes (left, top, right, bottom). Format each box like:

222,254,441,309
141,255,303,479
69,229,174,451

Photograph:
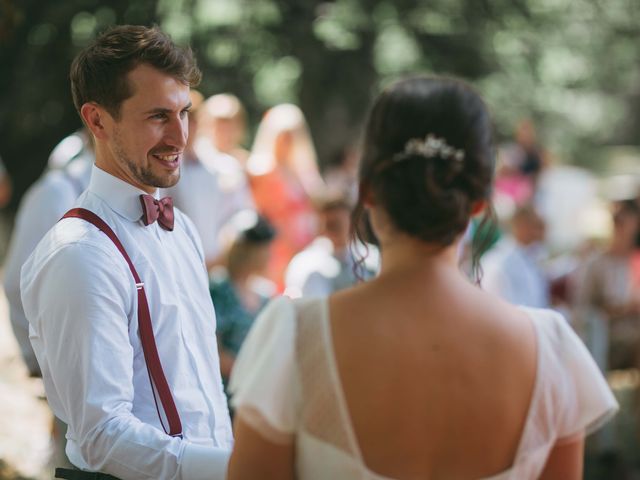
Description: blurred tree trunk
0,1,158,206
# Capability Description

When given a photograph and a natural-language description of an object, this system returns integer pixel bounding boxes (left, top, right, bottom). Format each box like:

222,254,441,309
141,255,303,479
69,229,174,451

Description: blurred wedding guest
0,154,12,209
0,154,13,260
494,120,549,211
481,204,550,308
47,128,92,169
284,193,378,298
501,120,547,183
323,144,360,205
247,103,326,289
210,214,276,386
493,144,534,208
512,119,547,180
4,139,93,377
226,76,617,479
164,90,254,270
198,93,250,166
193,94,253,222
574,199,640,373
3,136,93,471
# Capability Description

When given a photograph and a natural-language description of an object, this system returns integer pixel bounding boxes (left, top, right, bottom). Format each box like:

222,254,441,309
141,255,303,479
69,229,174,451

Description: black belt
55,468,121,480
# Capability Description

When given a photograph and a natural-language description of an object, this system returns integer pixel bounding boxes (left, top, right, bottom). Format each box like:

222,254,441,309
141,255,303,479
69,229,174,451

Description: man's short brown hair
70,25,201,120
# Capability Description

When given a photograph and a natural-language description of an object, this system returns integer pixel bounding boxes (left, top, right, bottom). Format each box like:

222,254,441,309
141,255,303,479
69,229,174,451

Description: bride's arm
227,414,295,480
538,435,584,480
225,297,299,479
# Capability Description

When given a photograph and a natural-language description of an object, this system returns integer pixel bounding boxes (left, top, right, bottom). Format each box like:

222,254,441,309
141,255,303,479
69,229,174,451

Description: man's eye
151,113,167,120
180,109,190,118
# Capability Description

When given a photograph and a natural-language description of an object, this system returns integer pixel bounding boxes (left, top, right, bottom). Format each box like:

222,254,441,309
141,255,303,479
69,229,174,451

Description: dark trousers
55,467,121,479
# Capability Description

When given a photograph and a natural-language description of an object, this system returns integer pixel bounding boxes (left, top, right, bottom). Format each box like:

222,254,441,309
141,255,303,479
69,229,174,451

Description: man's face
101,64,191,192
613,208,640,245
322,207,351,252
513,214,546,246
251,243,272,275
212,117,244,152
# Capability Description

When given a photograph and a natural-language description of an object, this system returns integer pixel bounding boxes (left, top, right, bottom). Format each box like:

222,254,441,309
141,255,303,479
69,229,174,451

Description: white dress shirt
21,165,233,479
4,154,92,375
164,143,254,264
481,237,550,308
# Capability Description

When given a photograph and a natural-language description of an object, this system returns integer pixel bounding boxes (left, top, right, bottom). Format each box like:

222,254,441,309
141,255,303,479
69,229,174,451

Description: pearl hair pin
396,134,465,163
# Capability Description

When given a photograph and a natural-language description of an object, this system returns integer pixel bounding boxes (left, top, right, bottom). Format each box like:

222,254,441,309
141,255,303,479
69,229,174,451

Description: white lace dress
229,297,618,479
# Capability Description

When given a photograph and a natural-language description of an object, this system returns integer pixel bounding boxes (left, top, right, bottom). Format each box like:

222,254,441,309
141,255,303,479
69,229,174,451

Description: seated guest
226,76,618,480
210,214,276,384
284,193,378,298
5,141,93,378
481,204,550,308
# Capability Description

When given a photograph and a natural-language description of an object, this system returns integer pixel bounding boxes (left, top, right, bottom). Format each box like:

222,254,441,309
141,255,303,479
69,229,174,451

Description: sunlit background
3,0,640,199
2,1,640,478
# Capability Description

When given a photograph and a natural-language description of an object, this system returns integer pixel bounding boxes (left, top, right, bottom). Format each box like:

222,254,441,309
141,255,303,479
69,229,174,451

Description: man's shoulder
24,216,125,277
20,219,134,328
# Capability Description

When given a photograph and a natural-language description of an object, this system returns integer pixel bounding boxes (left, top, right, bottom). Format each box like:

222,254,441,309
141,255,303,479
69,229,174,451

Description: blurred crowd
477,119,640,476
2,91,640,477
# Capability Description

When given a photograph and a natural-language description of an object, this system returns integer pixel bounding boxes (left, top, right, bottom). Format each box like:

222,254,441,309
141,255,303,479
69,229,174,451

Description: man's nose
165,115,188,149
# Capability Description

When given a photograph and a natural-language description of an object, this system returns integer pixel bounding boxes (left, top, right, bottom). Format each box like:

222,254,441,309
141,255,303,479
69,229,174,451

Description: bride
225,76,617,479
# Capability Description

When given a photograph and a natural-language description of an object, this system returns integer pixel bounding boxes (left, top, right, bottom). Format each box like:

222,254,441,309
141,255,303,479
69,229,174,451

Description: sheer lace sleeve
228,296,297,444
547,310,619,442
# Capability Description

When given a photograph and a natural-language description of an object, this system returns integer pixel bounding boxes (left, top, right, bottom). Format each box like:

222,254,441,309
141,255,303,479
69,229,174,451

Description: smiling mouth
151,152,181,167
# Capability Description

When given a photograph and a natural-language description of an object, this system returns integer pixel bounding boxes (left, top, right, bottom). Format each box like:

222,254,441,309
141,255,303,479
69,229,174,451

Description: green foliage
0,0,158,203
2,0,640,204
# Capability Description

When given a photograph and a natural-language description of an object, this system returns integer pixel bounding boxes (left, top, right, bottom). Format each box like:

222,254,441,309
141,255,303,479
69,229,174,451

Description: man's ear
80,103,109,141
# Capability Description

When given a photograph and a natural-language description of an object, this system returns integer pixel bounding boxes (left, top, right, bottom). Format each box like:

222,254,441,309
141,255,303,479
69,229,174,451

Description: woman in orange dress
247,104,325,290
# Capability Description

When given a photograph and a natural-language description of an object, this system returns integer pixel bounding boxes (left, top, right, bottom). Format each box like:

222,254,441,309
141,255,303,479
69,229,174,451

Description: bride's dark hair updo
352,76,496,277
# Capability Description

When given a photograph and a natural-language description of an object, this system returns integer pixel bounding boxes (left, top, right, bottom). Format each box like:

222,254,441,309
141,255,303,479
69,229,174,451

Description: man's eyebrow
143,102,192,115
143,107,172,115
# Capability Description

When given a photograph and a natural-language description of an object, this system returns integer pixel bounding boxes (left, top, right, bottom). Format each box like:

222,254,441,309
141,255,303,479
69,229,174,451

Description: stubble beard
113,130,180,189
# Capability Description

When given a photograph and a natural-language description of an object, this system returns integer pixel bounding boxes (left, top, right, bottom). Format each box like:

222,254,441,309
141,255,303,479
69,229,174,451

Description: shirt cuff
180,443,230,480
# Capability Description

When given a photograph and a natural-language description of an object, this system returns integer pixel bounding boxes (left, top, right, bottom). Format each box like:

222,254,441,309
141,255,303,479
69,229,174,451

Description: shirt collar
88,165,158,222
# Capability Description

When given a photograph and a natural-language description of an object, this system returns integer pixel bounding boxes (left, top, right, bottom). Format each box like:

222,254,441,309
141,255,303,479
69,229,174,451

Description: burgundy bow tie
139,194,174,231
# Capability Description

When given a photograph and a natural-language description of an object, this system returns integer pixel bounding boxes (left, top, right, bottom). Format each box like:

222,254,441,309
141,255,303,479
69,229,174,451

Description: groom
21,25,232,479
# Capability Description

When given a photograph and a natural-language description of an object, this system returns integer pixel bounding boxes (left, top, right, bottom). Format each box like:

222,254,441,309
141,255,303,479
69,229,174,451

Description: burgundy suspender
62,208,183,438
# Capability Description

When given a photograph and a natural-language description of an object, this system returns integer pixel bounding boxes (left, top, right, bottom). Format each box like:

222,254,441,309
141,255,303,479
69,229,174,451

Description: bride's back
328,75,537,479
330,265,537,479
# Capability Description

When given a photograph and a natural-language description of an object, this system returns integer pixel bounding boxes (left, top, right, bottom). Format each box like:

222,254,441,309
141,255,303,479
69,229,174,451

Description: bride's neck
378,233,460,277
